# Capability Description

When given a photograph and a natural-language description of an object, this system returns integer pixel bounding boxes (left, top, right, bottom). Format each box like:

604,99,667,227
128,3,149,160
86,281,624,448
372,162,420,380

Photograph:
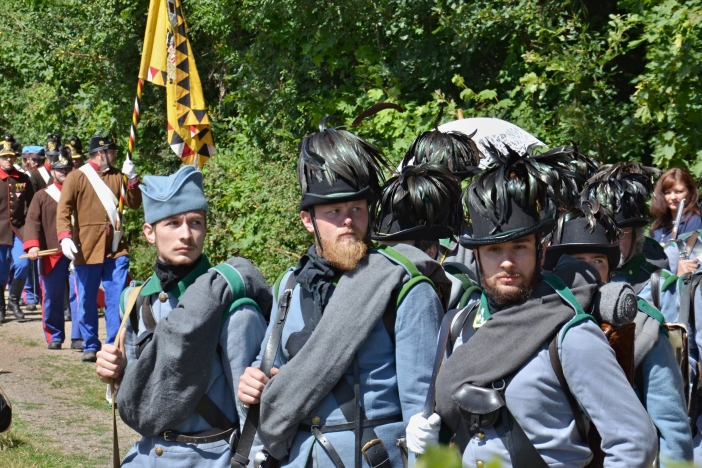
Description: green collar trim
613,253,648,282
140,255,212,300
439,237,453,249
474,293,491,328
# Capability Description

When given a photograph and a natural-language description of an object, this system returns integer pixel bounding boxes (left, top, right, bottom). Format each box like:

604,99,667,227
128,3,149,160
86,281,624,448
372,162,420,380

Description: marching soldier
56,134,142,362
544,205,693,466
23,146,77,349
237,116,449,468
66,135,84,169
398,122,481,284
20,146,43,174
0,135,34,321
28,134,59,193
96,166,270,466
373,163,469,308
408,148,656,466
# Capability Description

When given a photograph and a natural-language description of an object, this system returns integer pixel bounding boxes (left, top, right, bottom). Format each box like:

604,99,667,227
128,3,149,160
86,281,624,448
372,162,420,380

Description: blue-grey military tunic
248,269,443,468
119,257,267,467
450,292,657,467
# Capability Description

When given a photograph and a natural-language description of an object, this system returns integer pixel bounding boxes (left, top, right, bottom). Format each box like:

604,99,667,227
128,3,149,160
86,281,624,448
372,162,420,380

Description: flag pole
118,78,144,215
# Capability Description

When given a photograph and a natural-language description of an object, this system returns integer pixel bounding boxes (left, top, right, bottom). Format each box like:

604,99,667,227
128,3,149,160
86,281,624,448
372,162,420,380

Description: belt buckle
310,424,319,434
163,430,176,442
361,438,387,466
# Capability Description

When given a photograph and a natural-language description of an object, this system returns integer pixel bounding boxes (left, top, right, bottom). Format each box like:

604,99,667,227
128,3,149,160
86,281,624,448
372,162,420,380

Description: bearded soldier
0,134,34,322
56,134,142,362
23,146,76,349
407,148,656,466
236,116,449,468
544,204,693,466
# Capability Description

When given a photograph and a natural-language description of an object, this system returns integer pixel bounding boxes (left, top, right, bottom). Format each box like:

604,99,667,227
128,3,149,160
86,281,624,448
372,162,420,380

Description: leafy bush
2,0,702,281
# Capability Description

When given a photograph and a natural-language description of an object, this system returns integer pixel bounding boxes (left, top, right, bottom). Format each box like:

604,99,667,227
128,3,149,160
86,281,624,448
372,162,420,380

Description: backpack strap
650,269,661,310
542,275,597,339
232,273,297,468
375,245,436,344
637,298,668,337
548,335,588,442
209,263,263,324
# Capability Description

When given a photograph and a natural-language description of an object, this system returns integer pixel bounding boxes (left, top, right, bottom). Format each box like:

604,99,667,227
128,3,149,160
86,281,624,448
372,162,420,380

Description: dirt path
0,292,140,467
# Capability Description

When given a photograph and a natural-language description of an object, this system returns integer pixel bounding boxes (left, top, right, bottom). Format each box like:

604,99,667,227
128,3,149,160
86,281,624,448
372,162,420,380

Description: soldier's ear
300,210,315,234
143,223,156,245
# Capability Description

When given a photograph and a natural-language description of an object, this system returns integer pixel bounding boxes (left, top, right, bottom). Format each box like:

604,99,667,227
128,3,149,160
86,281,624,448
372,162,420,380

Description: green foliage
2,0,702,280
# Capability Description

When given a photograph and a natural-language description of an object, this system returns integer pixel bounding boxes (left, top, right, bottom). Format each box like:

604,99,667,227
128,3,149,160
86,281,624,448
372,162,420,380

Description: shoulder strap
542,275,597,339
210,263,263,323
231,273,297,468
678,273,693,326
272,269,292,301
686,232,701,258
79,164,119,229
45,184,61,203
548,335,588,442
650,269,661,310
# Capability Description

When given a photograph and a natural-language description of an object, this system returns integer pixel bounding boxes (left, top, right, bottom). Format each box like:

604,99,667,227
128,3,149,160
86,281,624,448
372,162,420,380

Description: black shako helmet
372,163,462,242
543,200,621,271
459,144,585,247
297,105,401,248
399,108,481,180
582,162,660,228
50,146,73,170
88,134,117,154
67,136,83,160
44,133,61,160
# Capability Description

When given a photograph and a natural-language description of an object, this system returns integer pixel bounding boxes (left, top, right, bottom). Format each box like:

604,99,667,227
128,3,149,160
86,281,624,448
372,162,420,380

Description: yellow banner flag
138,0,215,167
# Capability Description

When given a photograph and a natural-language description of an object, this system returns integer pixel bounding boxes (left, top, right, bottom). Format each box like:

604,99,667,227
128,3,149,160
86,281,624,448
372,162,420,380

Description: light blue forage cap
140,165,209,224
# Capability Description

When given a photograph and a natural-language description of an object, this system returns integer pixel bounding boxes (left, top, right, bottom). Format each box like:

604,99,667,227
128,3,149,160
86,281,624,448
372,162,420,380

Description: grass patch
16,338,39,348
0,416,102,467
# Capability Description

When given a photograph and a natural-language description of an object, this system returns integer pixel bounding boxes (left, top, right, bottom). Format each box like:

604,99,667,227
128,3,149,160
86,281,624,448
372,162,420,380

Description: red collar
88,160,100,171
44,161,51,170
53,181,63,191
0,168,19,180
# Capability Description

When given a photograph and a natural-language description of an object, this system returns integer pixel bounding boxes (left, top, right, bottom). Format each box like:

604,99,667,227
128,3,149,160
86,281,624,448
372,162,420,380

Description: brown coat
23,186,60,252
29,166,52,193
56,163,142,265
0,168,34,245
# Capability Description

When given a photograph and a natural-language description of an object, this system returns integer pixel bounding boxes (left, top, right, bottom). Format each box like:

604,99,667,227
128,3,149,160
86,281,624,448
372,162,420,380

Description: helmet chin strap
309,207,324,254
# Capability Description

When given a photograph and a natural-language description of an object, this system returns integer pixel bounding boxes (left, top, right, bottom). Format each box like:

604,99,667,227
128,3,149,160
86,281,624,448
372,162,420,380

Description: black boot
7,279,25,320
0,293,5,323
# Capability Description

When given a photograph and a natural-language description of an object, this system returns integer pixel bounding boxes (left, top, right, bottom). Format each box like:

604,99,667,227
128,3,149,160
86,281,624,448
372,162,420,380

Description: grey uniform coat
117,256,268,468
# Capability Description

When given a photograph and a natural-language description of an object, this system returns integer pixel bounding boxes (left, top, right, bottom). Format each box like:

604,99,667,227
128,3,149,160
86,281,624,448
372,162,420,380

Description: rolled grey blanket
590,282,638,326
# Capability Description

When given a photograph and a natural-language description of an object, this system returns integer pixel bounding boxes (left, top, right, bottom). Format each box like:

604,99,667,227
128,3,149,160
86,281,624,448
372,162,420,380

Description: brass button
159,292,168,302
311,416,321,425
155,447,163,456
477,432,485,440
476,462,484,468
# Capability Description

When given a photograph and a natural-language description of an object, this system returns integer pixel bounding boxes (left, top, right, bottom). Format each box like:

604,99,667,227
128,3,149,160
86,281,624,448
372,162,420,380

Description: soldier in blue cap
96,165,270,467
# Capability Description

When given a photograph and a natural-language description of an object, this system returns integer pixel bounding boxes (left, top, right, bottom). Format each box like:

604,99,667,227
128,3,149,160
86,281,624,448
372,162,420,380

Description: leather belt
299,414,402,434
162,426,239,445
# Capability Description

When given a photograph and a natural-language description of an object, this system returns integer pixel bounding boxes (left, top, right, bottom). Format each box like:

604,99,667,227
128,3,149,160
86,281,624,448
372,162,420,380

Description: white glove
61,238,78,261
406,412,441,454
121,159,137,180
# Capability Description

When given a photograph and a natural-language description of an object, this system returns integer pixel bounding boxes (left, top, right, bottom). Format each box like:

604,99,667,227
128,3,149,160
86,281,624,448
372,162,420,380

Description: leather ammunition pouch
452,382,505,433
600,322,636,385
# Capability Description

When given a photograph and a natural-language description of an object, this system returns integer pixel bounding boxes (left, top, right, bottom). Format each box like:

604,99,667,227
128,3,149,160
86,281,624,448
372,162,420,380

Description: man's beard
481,269,538,307
319,231,368,271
